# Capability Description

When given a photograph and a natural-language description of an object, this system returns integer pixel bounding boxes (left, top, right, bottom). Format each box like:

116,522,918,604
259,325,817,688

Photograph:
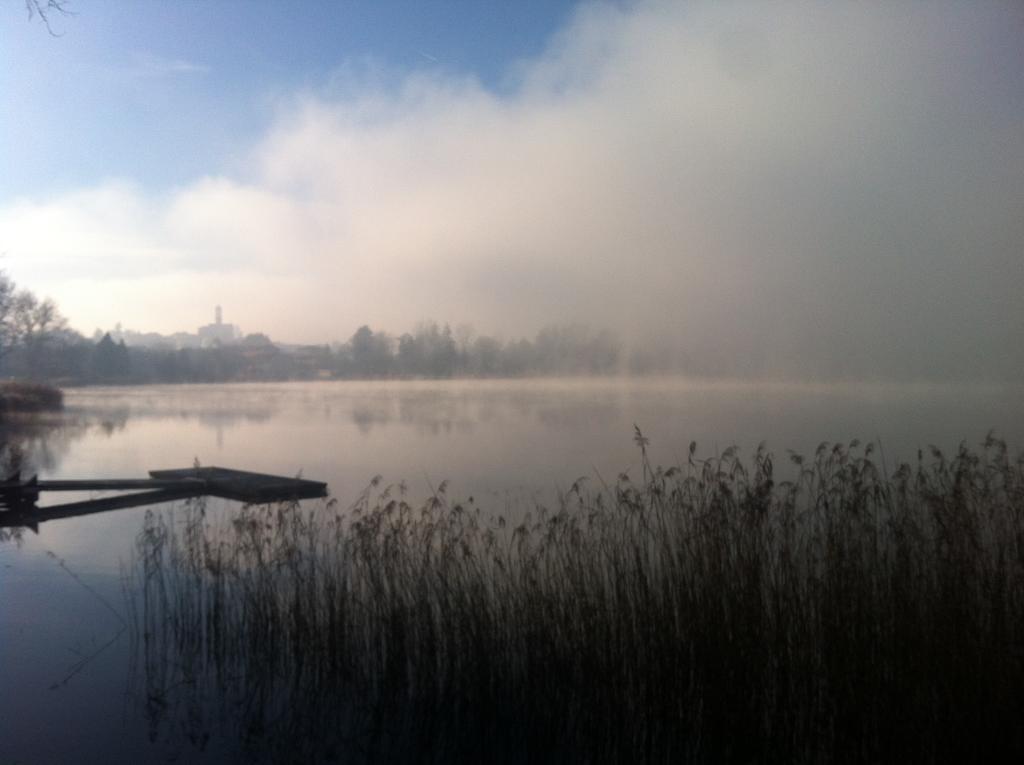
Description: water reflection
66,388,278,429
126,431,1024,764
3,379,1024,764
6,379,1024,510
1,412,99,476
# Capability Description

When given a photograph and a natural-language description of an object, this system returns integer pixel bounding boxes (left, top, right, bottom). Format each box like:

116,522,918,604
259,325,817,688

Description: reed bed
128,433,1024,763
0,380,63,413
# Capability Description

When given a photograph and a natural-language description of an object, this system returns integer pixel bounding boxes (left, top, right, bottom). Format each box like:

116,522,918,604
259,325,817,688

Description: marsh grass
129,433,1024,763
0,380,63,413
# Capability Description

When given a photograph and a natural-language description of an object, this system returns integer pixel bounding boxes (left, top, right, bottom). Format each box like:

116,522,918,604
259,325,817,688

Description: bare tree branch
0,271,16,360
24,0,72,36
0,270,68,372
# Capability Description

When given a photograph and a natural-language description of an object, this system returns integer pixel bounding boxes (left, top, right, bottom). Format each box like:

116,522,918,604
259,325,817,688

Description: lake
2,378,1023,763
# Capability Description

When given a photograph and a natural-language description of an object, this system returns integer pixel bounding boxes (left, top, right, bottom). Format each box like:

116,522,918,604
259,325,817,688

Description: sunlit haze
4,5,1024,761
2,1,1022,380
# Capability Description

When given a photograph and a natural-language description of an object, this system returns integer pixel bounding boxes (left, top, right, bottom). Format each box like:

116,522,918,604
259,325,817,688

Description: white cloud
128,53,209,77
2,1,1022,378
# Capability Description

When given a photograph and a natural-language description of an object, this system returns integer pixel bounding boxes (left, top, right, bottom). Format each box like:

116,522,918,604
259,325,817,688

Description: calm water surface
2,378,1023,763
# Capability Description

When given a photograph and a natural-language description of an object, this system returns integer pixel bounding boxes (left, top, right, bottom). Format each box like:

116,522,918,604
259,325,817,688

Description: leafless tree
12,291,66,349
24,0,71,36
0,270,68,373
0,271,17,362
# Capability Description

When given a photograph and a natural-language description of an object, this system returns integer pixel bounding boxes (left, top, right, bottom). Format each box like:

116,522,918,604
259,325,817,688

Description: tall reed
128,433,1024,763
0,380,63,413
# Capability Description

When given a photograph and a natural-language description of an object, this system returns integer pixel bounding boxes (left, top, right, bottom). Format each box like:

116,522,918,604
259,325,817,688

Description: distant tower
199,305,238,346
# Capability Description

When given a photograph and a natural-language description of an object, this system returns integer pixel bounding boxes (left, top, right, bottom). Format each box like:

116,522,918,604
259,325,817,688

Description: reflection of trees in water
0,412,100,476
0,394,290,501
4,392,283,490
58,384,626,443
73,404,276,430
348,394,479,436
350,399,397,434
1,413,100,543
398,393,476,436
193,409,274,428
533,401,618,429
345,390,620,436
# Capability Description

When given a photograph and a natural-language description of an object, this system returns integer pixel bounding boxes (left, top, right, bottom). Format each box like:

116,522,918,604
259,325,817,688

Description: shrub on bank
0,381,63,413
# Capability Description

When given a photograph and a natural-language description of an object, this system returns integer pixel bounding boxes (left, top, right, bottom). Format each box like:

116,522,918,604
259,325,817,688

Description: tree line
339,322,621,378
0,273,639,384
0,270,72,379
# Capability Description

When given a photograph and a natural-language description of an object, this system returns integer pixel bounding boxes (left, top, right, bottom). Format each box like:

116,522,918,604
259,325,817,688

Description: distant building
197,305,241,347
97,307,259,350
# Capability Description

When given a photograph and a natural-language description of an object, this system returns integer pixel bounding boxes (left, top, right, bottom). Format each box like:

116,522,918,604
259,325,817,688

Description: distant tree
454,323,474,366
349,325,393,377
242,333,274,347
468,335,502,376
502,338,534,376
397,332,419,375
12,291,65,346
393,321,460,377
436,323,458,376
0,270,70,378
93,333,130,381
0,271,16,365
11,290,68,377
532,324,620,375
411,322,457,377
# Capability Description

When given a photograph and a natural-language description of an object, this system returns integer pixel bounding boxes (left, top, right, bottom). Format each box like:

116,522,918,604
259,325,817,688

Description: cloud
2,1,1022,380
0,183,183,279
127,53,209,77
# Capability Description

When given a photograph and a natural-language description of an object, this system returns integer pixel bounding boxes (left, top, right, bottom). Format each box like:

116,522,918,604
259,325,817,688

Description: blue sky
1,0,578,198
1,1,1022,380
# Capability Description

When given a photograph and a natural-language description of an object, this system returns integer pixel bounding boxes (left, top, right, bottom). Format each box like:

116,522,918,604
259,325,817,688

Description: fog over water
3,1,1022,381
9,379,1024,551
2,378,1024,763
3,2,1024,762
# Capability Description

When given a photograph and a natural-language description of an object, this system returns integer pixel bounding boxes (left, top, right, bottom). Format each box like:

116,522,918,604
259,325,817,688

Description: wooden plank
149,467,327,502
0,466,328,527
0,474,38,508
0,487,203,528
33,478,207,492
0,473,36,493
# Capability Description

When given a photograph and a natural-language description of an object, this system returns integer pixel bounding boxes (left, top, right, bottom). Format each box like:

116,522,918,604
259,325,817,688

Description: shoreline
0,381,64,414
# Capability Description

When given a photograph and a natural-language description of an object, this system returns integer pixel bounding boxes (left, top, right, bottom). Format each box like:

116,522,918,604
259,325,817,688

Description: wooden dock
148,467,327,503
0,467,328,529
